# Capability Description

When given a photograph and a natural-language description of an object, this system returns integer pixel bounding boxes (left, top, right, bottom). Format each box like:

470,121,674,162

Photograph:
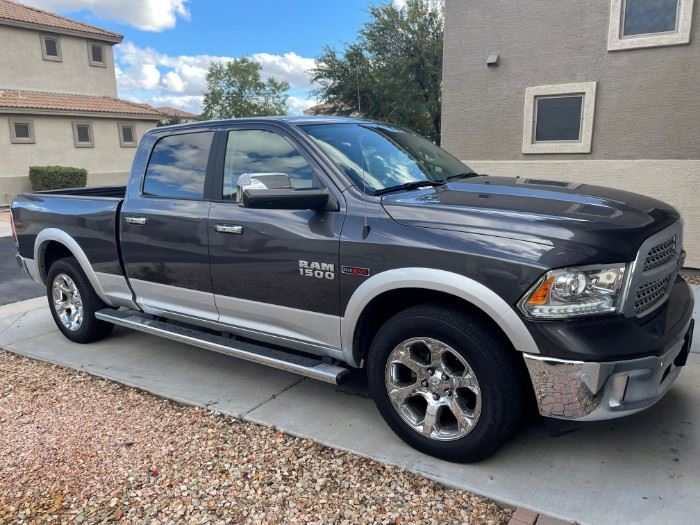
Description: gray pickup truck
11,117,695,461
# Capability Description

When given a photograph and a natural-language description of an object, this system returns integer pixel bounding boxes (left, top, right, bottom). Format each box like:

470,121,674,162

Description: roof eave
0,107,161,120
0,19,123,43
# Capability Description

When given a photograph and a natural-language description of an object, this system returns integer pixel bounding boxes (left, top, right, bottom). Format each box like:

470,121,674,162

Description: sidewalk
0,291,698,525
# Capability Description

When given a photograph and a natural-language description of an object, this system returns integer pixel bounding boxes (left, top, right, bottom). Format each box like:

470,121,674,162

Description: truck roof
154,115,368,133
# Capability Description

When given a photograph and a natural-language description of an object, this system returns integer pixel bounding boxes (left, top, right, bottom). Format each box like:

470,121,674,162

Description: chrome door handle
125,216,147,225
215,224,244,235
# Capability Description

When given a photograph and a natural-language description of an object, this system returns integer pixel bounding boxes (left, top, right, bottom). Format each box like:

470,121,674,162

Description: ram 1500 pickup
11,117,695,461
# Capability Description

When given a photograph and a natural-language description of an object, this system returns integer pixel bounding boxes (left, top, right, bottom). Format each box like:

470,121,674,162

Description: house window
9,118,35,144
41,34,62,62
608,0,695,50
72,121,94,148
88,43,106,67
522,82,597,155
118,123,137,147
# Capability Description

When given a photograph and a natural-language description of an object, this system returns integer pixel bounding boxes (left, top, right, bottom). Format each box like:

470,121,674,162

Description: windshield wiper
373,180,446,196
444,172,479,182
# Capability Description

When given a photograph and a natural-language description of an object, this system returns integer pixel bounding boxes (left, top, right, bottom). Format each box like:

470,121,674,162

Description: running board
95,309,349,385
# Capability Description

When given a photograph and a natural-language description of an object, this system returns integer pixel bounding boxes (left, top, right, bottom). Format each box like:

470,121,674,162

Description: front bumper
524,318,694,421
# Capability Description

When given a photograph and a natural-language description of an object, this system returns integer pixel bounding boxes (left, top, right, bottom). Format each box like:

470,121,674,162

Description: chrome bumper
523,319,694,421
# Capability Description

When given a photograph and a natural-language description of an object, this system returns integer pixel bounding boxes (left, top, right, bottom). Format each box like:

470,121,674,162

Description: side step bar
95,309,349,385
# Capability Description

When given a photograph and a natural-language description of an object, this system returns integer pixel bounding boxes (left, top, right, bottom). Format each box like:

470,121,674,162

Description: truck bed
12,187,126,277
31,186,126,199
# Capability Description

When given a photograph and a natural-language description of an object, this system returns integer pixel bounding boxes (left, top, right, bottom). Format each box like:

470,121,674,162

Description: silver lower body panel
523,319,693,421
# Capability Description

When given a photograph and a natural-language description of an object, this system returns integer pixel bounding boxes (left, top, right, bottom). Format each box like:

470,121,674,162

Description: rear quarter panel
11,193,124,276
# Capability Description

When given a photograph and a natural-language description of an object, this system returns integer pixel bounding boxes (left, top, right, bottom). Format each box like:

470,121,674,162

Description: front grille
634,277,671,314
644,236,677,271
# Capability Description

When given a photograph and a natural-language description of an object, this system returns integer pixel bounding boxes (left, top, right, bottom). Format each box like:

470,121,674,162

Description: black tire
367,304,525,462
46,257,114,344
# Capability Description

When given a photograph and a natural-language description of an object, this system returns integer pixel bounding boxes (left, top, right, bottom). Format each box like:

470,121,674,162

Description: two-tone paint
11,117,693,378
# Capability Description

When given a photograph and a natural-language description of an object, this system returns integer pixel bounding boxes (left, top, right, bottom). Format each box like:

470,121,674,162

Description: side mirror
237,173,331,210
242,187,330,210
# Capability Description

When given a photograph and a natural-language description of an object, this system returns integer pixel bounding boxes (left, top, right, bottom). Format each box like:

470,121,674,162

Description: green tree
201,58,289,119
312,0,444,142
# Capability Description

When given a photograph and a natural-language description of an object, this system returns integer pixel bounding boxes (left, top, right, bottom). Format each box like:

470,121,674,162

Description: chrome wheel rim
52,273,84,331
384,337,482,441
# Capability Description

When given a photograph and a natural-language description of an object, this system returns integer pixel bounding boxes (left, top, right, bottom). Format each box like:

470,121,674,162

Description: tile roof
0,89,163,118
0,0,122,42
157,107,198,119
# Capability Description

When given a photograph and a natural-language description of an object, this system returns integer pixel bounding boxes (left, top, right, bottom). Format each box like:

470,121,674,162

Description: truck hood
381,176,680,262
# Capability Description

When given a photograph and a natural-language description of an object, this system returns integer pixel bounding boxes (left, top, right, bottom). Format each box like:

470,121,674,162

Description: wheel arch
34,228,115,307
341,268,539,366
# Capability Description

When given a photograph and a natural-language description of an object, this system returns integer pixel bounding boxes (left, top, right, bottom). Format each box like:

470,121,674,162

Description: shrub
29,166,88,191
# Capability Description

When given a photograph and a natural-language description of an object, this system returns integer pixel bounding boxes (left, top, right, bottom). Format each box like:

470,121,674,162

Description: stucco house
0,0,162,205
157,106,198,125
442,0,699,267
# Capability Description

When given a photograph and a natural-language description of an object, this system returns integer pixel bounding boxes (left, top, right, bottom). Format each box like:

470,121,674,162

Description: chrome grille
634,277,671,314
622,221,683,318
643,235,677,271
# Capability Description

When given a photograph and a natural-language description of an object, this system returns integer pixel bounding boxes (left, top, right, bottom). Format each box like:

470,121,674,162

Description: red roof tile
156,107,198,119
0,89,163,118
0,0,122,42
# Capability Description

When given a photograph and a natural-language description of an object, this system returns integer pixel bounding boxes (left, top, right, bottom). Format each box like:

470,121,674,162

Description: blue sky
22,0,397,114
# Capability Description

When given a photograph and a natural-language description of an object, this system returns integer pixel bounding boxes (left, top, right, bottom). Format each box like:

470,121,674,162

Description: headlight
518,264,627,319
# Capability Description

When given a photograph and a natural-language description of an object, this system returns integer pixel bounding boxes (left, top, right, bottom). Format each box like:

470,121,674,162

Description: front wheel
367,304,525,462
46,257,114,344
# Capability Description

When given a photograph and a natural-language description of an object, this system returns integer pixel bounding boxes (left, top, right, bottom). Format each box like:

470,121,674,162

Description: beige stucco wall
465,160,700,269
0,25,117,97
0,114,157,204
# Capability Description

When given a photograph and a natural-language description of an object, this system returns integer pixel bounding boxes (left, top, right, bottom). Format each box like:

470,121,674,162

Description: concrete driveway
0,236,44,305
1,292,698,525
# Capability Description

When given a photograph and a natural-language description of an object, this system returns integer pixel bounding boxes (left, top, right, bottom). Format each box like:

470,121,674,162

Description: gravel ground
681,270,700,286
0,351,513,525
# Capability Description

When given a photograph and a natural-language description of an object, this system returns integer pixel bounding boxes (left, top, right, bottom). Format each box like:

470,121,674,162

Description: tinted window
534,96,583,142
144,132,213,199
302,123,471,194
223,129,316,200
76,124,91,143
121,126,134,144
624,0,679,36
44,37,59,57
91,44,104,63
14,123,30,139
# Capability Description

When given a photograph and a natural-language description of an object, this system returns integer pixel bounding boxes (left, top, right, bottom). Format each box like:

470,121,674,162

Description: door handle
125,216,147,225
215,224,244,235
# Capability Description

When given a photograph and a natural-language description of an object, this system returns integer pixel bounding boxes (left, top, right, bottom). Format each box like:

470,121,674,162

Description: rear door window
143,132,214,199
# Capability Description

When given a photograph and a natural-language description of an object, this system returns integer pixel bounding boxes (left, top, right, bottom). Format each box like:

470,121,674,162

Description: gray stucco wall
0,25,117,97
442,0,700,161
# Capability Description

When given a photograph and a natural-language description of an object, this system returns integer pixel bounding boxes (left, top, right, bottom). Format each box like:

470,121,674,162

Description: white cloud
393,0,407,9
20,0,190,31
115,43,316,116
286,96,316,116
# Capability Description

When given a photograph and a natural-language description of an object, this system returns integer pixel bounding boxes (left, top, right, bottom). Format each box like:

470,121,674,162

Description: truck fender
34,228,116,308
340,267,539,365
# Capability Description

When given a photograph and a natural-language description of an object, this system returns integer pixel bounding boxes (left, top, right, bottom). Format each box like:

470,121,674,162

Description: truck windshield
300,123,475,195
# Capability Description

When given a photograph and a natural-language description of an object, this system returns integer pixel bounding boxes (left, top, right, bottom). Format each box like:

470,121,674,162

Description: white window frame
87,42,107,67
40,33,62,62
9,118,35,144
522,82,597,155
608,0,695,51
118,122,137,148
72,121,94,148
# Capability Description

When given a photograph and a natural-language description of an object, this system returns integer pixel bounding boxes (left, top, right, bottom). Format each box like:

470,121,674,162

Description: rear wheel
367,304,525,462
46,257,114,343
